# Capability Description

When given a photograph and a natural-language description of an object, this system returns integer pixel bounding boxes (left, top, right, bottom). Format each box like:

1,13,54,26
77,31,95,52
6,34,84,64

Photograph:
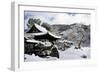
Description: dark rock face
24,43,35,55
24,41,59,58
81,55,87,58
50,45,59,58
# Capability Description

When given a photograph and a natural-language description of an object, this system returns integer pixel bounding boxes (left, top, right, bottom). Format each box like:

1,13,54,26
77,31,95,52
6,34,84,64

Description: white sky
24,11,91,29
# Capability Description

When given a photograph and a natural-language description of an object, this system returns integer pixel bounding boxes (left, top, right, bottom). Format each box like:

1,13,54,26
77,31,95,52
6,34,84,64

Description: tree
32,19,41,25
76,27,85,49
28,18,41,25
42,22,51,31
77,30,84,49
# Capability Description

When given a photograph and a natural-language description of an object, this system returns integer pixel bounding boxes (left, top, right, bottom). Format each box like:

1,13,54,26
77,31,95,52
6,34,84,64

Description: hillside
51,23,90,47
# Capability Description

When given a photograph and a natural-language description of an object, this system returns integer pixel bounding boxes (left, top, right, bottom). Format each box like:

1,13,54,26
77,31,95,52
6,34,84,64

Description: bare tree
77,31,84,49
76,27,84,49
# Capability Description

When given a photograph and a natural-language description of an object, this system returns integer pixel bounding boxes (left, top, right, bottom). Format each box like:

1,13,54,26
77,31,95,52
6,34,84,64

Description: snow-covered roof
48,31,61,39
26,23,61,40
26,39,43,44
34,23,47,33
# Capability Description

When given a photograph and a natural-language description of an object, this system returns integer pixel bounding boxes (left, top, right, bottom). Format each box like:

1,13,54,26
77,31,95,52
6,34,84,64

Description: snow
25,54,58,62
26,39,52,47
44,41,52,47
48,31,61,39
26,39,43,44
26,33,47,36
59,46,90,60
24,46,90,62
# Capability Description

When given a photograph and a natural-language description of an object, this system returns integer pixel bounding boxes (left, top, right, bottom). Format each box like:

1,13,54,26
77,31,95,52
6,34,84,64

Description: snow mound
59,46,90,60
25,54,58,62
24,46,90,62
